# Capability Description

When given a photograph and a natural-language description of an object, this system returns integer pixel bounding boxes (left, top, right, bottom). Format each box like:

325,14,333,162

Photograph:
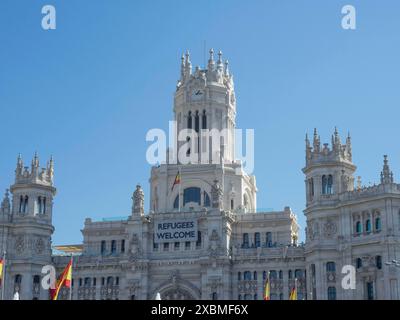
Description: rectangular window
101,240,106,255
242,233,249,248
254,232,260,248
153,242,159,250
185,241,191,250
163,243,169,251
111,240,117,254
196,231,202,248
174,242,180,250
121,240,125,253
101,277,105,286
93,278,97,286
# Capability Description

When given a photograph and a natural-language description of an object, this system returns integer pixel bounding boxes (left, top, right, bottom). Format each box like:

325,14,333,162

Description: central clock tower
149,49,256,215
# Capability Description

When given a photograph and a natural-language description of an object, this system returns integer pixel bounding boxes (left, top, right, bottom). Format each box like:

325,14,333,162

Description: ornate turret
14,153,54,186
132,184,145,216
380,155,394,184
306,128,352,166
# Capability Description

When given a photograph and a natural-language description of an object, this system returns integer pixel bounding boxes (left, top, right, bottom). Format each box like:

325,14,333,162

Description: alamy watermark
145,121,255,175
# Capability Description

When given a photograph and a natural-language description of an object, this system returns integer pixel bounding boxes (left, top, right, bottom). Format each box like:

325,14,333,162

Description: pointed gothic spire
380,155,394,184
313,128,320,152
32,151,39,168
47,155,54,181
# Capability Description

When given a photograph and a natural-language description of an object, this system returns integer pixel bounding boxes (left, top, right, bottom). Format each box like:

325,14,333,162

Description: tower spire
185,50,192,76
217,50,223,71
380,155,394,184
208,48,215,71
313,128,320,152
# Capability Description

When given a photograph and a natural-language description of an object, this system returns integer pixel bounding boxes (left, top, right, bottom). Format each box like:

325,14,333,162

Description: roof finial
224,60,230,76
208,48,215,71
381,154,394,184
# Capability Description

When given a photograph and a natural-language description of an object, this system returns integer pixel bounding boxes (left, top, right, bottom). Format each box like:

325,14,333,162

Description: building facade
0,50,399,300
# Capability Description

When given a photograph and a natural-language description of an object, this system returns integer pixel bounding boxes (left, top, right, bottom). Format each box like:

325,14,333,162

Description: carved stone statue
211,180,223,209
132,185,144,216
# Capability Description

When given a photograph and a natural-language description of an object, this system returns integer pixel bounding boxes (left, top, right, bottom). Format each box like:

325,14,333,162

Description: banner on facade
154,219,198,243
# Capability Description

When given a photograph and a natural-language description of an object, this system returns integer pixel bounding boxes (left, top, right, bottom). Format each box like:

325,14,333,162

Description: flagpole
295,278,298,300
178,166,181,212
1,251,6,300
69,255,73,301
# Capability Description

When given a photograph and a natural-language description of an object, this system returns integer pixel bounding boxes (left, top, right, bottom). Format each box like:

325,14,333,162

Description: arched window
238,272,242,281
308,178,314,198
253,271,257,280
376,256,382,269
356,221,362,234
33,275,40,284
203,191,210,207
194,111,200,133
183,187,201,206
288,270,292,279
327,175,333,194
42,197,46,214
357,257,362,268
254,232,260,248
270,270,277,279
243,271,251,281
38,196,42,214
121,240,125,253
188,111,192,129
322,175,327,194
279,270,283,279
202,110,207,129
23,196,29,213
326,262,336,272
327,287,336,300
242,233,249,248
375,217,381,231
366,219,371,233
263,271,267,280
19,195,24,213
173,195,179,209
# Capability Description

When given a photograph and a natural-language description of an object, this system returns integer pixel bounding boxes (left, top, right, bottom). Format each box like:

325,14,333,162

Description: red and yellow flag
171,171,181,191
263,278,270,300
50,258,72,300
0,259,4,282
289,287,297,300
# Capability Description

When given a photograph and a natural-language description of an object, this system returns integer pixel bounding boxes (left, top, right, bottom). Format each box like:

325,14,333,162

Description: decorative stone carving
323,219,337,238
129,233,141,260
15,236,24,254
35,237,45,254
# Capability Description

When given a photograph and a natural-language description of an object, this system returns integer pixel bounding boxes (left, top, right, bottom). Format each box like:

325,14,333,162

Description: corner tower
4,153,56,300
303,128,355,207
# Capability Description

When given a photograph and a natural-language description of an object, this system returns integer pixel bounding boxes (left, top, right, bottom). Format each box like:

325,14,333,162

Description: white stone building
0,50,399,300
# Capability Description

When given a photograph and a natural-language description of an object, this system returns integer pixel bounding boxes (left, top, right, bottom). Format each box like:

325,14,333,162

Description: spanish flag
289,287,297,300
171,171,181,191
50,258,72,300
0,258,3,282
263,277,270,300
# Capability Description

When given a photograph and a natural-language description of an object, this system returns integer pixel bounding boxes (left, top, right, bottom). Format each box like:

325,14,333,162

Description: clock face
191,89,204,100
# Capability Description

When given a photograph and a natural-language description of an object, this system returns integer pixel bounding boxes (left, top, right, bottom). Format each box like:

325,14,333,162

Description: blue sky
1,0,400,244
